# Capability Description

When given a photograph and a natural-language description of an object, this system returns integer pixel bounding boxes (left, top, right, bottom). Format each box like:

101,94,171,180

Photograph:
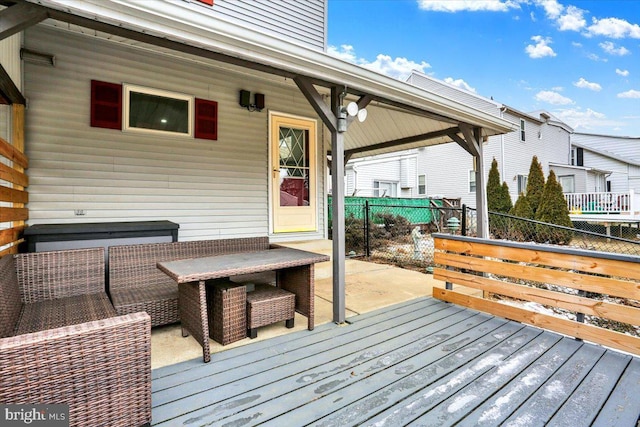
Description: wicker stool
206,281,247,345
246,284,295,339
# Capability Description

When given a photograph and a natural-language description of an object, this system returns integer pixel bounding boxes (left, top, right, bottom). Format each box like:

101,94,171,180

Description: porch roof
13,0,517,159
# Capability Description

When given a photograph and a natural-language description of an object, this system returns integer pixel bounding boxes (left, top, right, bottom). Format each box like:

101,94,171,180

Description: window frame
373,180,398,198
558,175,575,193
468,170,476,193
520,119,526,142
417,174,426,196
517,174,528,195
123,83,194,137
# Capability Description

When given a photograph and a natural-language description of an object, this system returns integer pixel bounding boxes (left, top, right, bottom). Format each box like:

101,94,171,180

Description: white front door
270,113,317,233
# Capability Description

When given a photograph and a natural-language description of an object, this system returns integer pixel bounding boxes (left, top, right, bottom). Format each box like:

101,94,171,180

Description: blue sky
327,0,640,137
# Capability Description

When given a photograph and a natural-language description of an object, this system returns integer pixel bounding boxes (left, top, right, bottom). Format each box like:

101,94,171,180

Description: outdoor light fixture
337,94,368,133
239,89,265,112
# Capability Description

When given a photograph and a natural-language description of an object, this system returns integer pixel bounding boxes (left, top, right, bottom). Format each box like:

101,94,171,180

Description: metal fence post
461,204,467,236
364,200,371,258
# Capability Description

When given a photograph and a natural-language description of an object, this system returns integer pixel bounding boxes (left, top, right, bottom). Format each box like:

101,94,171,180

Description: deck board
151,298,640,426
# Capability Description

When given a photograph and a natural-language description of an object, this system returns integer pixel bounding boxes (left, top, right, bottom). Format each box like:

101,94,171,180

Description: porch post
475,132,489,239
330,87,346,324
459,124,489,238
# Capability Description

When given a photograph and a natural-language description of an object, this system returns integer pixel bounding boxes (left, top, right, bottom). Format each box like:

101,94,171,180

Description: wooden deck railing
565,190,638,215
0,104,28,256
433,233,640,355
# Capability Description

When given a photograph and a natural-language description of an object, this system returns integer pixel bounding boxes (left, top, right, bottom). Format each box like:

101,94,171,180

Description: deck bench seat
108,237,270,327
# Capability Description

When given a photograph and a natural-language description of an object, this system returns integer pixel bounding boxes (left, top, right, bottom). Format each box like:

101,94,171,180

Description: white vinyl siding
23,25,325,241
194,0,326,51
0,33,21,90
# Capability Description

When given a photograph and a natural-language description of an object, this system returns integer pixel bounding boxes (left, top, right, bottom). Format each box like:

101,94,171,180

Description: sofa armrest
0,312,151,427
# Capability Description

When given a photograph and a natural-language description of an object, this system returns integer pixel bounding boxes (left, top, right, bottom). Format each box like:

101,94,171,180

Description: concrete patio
151,239,445,369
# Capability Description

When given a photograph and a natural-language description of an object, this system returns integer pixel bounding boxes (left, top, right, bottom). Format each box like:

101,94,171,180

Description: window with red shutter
194,98,218,140
91,80,122,130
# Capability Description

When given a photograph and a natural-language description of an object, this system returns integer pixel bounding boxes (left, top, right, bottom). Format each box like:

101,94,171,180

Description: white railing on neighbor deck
565,190,638,215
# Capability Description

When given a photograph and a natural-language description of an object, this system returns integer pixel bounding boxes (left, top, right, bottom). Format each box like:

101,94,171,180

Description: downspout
499,106,507,182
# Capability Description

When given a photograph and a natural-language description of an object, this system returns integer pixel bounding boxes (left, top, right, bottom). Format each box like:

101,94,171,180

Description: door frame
268,111,319,234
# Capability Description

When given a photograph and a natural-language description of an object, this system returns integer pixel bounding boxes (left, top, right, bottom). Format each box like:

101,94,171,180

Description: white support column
475,138,489,238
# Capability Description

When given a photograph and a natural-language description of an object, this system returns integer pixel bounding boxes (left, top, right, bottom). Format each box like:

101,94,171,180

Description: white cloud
327,45,431,81
586,53,607,62
443,77,476,93
616,69,630,77
599,41,630,56
573,77,601,91
556,5,586,31
525,36,556,58
535,90,573,105
534,0,563,19
553,107,621,131
618,90,640,99
327,44,358,62
587,17,640,39
416,0,520,12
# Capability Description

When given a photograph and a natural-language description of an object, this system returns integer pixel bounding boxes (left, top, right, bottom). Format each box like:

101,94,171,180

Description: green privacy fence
327,196,444,226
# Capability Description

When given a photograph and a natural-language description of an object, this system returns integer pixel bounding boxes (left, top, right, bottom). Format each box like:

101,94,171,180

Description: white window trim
417,174,426,196
123,83,194,137
468,170,476,193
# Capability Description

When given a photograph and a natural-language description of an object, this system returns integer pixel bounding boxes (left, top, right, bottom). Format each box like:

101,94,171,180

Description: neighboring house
346,71,574,207
0,0,513,322
571,133,640,194
564,133,640,219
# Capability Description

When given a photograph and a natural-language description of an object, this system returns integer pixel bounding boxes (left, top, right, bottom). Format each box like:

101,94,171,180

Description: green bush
526,155,545,218
535,170,573,244
510,192,535,241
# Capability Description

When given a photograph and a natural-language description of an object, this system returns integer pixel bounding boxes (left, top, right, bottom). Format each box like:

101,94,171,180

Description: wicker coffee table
157,247,329,362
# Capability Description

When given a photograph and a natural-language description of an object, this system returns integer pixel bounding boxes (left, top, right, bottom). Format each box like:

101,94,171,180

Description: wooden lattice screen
0,104,28,255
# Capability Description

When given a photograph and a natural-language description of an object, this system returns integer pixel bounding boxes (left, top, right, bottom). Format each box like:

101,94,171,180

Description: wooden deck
151,298,640,426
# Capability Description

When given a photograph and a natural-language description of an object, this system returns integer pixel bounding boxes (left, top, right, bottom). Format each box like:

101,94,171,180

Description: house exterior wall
549,165,588,193
418,143,476,205
345,109,572,209
198,0,327,51
23,25,326,242
345,152,418,197
572,133,640,195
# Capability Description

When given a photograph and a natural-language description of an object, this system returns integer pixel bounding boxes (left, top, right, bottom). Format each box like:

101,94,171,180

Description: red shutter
197,0,214,5
90,80,122,130
194,98,218,140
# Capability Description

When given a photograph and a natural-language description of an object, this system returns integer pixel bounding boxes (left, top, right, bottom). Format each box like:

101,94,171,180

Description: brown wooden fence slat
0,225,24,247
0,161,28,187
433,287,640,356
434,267,640,327
0,135,27,169
434,251,639,300
0,207,28,222
0,185,28,204
435,237,640,281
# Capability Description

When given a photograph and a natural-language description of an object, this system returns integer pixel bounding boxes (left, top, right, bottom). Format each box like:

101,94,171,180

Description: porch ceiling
6,0,517,158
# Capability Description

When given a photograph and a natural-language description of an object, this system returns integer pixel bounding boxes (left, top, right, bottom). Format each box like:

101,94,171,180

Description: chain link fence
329,199,640,272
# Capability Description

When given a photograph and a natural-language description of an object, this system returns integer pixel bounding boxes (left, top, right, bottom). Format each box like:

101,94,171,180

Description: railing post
364,200,370,258
461,204,467,237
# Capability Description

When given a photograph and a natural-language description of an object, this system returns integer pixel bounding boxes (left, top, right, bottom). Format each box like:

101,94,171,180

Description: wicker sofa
107,237,271,327
0,247,151,427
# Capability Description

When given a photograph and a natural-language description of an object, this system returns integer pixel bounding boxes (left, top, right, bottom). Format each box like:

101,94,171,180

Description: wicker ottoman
206,281,247,345
246,284,295,339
